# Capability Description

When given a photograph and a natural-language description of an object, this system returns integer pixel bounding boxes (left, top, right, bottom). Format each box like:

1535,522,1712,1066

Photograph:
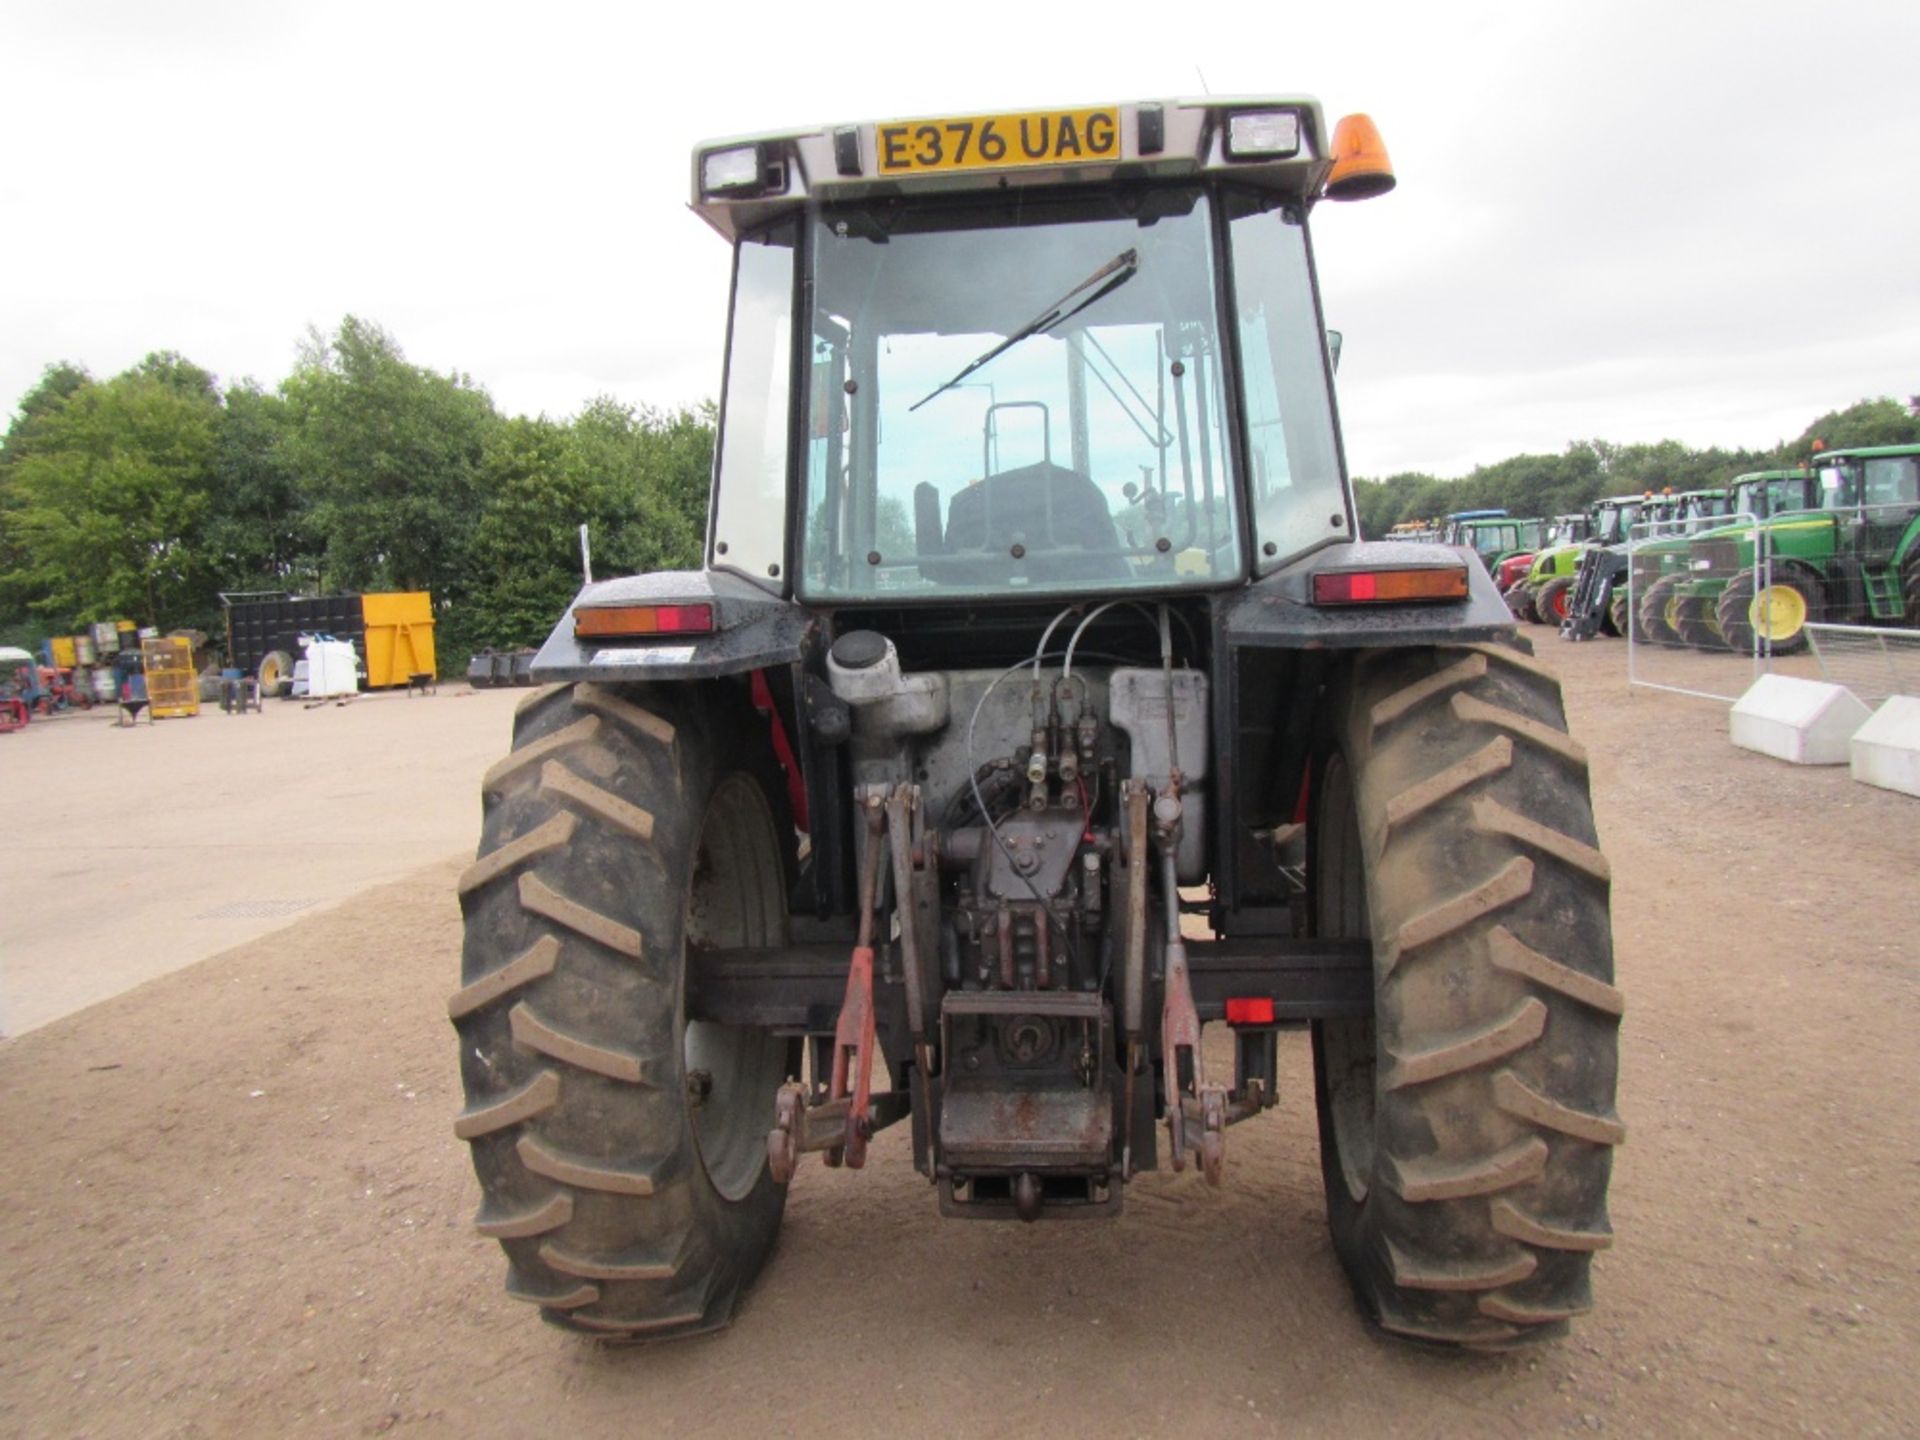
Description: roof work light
1224,110,1302,160
701,144,766,196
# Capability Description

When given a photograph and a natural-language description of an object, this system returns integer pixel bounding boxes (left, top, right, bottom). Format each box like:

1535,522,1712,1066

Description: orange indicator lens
574,603,714,638
1311,567,1469,605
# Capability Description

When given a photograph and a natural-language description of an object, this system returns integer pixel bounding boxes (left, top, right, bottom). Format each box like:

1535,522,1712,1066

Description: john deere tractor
452,97,1621,1350
1651,471,1816,649
1626,487,1737,644
1562,496,1691,641
1680,446,1920,654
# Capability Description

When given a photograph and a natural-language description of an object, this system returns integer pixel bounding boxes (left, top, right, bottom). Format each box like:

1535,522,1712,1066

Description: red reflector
574,603,715,639
1225,997,1276,1026
1311,566,1469,605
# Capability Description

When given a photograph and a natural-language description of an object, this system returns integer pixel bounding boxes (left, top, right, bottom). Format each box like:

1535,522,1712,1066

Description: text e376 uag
875,108,1121,175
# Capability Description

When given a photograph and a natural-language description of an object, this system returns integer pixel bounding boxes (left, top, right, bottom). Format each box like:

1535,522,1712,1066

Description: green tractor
1502,513,1590,621
1648,471,1816,649
1527,496,1642,627
1563,495,1697,641
1615,488,1736,643
1680,447,1920,654
1444,514,1548,580
450,96,1622,1349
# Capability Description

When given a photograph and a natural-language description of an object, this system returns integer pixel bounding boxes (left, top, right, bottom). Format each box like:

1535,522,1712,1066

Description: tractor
1651,470,1816,649
1561,494,1706,642
452,97,1621,1350
1527,496,1642,630
1601,487,1735,644
1443,514,1548,581
1501,513,1591,621
1680,446,1920,654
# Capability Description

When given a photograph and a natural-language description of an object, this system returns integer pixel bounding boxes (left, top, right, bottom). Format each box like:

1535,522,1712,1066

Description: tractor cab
1591,496,1642,545
1727,469,1817,523
1544,512,1592,548
1813,445,1920,563
695,101,1390,604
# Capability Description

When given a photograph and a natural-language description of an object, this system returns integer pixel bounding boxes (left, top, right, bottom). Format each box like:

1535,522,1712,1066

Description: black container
224,595,366,677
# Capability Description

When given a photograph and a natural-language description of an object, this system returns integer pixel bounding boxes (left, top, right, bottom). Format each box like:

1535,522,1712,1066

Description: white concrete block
1729,674,1871,765
1850,695,1920,797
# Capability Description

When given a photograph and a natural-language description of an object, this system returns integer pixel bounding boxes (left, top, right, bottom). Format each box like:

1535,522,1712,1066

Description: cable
1062,600,1128,680
1032,603,1080,686
1063,599,1179,680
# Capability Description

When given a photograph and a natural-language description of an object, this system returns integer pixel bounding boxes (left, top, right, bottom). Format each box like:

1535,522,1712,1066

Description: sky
1,0,1915,479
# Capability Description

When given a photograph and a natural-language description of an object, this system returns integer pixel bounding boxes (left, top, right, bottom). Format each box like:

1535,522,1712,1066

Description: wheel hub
1750,583,1807,640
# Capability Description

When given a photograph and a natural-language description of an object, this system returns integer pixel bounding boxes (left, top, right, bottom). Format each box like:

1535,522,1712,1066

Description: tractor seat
921,462,1127,584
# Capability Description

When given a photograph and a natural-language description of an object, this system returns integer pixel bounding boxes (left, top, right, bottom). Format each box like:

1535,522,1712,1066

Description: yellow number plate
875,107,1121,176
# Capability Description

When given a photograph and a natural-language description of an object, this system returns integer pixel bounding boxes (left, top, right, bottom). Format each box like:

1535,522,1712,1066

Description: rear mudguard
1214,541,1516,651
1207,540,1519,924
529,569,818,684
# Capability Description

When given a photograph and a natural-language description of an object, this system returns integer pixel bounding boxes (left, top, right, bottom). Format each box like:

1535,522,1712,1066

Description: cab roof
689,96,1333,241
1815,443,1920,461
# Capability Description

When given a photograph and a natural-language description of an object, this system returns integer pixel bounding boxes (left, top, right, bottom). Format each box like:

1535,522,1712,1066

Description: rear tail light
574,603,715,639
1311,566,1469,605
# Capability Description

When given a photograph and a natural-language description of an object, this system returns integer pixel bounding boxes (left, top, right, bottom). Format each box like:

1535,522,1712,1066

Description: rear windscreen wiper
910,247,1139,413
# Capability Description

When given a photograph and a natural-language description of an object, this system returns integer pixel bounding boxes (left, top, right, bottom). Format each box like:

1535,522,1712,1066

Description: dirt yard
0,684,525,1035
0,642,1915,1438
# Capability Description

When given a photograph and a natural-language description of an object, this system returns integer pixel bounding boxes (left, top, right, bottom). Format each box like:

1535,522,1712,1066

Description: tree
205,380,311,591
3,360,222,629
446,399,715,658
0,362,95,624
1793,397,1920,459
281,317,495,597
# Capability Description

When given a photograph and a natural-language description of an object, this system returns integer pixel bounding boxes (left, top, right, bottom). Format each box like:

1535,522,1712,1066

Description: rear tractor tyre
1605,585,1632,641
1715,569,1817,656
1902,551,1920,626
1536,577,1574,629
1637,575,1688,646
1506,582,1540,624
1311,643,1623,1348
1671,596,1726,651
451,681,793,1340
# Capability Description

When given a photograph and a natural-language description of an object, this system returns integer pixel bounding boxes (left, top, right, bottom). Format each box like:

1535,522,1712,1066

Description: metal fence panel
1806,622,1920,707
1624,510,1773,702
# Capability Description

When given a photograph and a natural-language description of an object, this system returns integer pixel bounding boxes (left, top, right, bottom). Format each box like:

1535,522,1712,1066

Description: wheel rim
1316,753,1375,1206
1548,587,1569,621
259,655,282,690
1664,595,1682,633
1749,584,1807,640
683,773,789,1202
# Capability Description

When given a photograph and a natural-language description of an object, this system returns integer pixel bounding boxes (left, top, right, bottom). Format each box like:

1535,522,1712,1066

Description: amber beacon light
1325,113,1396,200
